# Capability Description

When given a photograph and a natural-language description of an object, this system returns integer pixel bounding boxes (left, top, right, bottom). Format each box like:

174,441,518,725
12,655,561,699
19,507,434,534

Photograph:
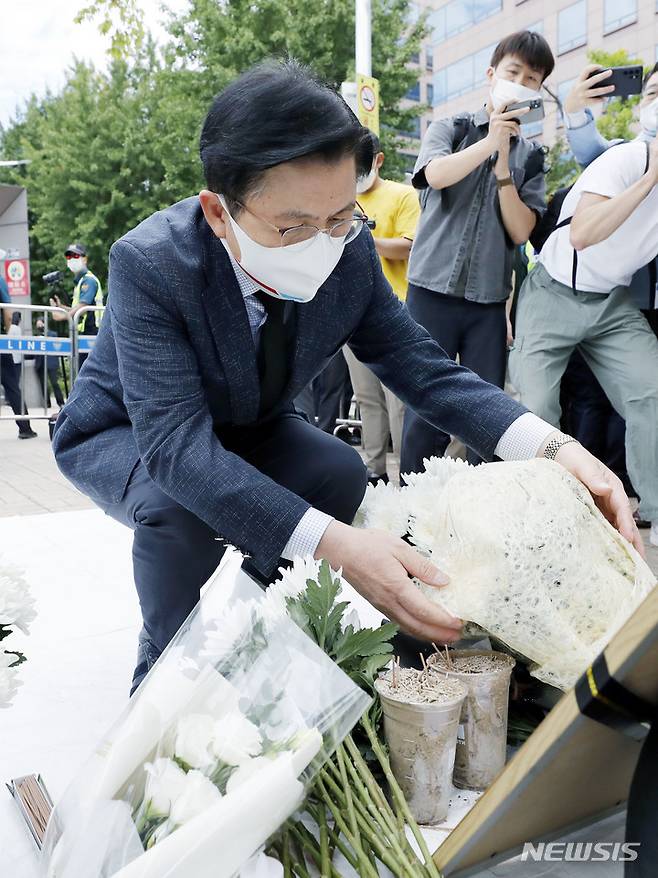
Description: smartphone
506,97,545,125
587,65,643,97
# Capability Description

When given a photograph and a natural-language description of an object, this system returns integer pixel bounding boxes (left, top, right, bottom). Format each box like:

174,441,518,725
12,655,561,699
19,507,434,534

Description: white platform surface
1,510,626,877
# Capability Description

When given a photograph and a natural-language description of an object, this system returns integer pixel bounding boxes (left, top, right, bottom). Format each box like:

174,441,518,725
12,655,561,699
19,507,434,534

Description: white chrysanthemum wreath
356,456,656,691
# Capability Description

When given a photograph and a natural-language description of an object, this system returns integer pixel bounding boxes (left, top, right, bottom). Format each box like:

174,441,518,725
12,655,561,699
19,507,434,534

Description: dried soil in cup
376,667,467,704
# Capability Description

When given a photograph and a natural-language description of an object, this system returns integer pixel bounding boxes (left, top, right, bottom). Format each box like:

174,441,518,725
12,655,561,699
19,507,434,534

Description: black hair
643,62,658,88
368,131,381,154
200,59,374,213
490,30,555,82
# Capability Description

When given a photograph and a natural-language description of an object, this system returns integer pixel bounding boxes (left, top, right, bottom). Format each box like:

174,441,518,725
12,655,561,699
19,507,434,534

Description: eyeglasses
234,201,367,248
65,253,82,259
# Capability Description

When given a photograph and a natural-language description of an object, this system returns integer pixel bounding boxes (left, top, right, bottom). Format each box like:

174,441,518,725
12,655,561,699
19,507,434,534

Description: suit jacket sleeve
347,234,527,460
108,239,310,575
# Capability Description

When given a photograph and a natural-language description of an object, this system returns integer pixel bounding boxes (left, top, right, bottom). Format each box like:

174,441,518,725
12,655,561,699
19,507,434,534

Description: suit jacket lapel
201,231,260,424
284,275,341,401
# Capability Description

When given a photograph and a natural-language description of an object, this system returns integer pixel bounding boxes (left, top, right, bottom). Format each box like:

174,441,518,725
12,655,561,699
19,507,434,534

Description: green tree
544,136,579,197
0,45,186,301
588,48,644,142
0,0,426,299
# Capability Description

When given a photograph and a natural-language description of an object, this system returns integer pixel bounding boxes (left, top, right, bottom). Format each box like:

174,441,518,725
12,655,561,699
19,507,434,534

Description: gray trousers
343,345,404,475
509,263,658,522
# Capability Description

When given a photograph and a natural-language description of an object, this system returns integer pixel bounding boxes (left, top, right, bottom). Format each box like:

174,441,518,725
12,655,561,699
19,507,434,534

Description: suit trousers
400,285,507,475
343,345,404,475
509,263,658,522
98,411,368,694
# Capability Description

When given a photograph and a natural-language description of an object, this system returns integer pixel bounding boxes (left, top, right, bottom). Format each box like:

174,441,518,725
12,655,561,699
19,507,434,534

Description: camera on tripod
42,269,68,307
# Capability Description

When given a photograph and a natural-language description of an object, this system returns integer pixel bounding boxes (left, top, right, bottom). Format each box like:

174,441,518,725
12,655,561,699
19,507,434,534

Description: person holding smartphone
400,30,553,473
564,63,658,168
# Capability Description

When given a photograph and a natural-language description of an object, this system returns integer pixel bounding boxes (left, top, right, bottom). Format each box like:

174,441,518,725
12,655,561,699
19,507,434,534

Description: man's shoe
367,469,389,486
18,429,38,440
650,522,658,548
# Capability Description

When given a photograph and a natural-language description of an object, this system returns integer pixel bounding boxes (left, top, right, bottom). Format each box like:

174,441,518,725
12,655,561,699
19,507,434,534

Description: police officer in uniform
50,243,104,367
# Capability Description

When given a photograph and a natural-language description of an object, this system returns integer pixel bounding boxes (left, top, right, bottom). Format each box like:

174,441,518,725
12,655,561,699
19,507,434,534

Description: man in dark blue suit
53,61,640,694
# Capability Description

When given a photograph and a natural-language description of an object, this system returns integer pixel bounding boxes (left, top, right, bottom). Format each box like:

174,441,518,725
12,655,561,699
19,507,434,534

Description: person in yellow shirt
344,132,421,484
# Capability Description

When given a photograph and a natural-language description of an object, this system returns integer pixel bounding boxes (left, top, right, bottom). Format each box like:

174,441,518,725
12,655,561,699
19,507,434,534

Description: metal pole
355,0,372,77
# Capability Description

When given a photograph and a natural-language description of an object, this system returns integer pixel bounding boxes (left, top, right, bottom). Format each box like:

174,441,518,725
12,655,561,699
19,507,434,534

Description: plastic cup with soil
428,648,515,791
374,665,468,825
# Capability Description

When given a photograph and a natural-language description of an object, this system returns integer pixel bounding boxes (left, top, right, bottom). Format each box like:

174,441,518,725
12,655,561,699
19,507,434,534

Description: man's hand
544,439,645,557
486,106,527,157
315,521,463,643
563,66,614,115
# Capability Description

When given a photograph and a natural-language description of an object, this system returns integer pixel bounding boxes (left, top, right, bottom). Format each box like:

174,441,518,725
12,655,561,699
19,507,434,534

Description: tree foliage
544,136,580,197
0,0,426,300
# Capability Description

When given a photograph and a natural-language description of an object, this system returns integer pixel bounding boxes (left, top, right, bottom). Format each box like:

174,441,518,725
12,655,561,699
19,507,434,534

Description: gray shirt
408,107,546,304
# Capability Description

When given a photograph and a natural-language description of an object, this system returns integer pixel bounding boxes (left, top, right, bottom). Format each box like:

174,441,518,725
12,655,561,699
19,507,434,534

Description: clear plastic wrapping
42,549,371,878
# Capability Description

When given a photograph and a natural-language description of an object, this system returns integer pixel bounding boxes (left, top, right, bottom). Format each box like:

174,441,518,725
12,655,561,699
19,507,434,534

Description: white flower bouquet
41,549,370,878
0,556,36,708
357,456,656,690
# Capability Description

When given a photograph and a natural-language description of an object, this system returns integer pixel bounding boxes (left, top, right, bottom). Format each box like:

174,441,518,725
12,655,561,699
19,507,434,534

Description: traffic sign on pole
356,73,380,135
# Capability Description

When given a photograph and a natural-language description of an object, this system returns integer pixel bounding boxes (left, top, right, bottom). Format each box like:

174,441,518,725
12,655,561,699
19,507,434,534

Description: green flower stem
361,714,443,878
317,799,330,877
335,745,366,876
315,775,380,878
282,827,292,878
319,767,420,878
321,765,403,870
288,822,342,878
329,744,410,857
326,757,423,877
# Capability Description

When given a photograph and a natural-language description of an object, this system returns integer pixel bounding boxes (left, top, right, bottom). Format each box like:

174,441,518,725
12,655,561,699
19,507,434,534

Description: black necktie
255,290,290,415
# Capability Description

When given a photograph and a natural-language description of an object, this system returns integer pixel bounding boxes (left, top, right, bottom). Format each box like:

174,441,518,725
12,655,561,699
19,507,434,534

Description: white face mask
490,76,540,112
356,167,377,194
218,196,347,303
639,97,658,136
67,258,85,274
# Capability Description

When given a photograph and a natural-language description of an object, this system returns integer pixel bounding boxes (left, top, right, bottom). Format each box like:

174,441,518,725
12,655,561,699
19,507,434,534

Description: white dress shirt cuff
565,109,590,130
281,508,334,561
494,412,557,461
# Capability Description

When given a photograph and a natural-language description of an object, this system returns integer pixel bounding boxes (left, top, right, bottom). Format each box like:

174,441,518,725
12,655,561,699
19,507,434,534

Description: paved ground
0,419,93,516
1,418,656,573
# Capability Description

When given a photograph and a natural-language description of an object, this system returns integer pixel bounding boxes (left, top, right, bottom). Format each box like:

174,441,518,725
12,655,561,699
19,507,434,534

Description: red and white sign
5,258,30,297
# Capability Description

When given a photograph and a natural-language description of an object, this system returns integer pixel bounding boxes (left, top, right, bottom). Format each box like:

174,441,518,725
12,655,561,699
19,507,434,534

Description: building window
434,43,497,104
410,51,420,65
406,81,421,101
428,0,502,46
426,51,434,72
558,1,587,54
603,0,637,34
426,83,434,105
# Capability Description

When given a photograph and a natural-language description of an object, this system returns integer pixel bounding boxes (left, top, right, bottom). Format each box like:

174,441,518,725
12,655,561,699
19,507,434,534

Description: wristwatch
543,432,579,461
496,175,514,189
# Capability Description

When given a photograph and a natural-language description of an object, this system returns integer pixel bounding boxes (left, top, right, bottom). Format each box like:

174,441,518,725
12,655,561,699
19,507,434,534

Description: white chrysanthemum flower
144,757,188,818
212,709,263,766
357,481,410,537
0,650,22,709
201,599,261,661
169,769,222,826
402,455,471,490
174,713,216,769
0,562,36,634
